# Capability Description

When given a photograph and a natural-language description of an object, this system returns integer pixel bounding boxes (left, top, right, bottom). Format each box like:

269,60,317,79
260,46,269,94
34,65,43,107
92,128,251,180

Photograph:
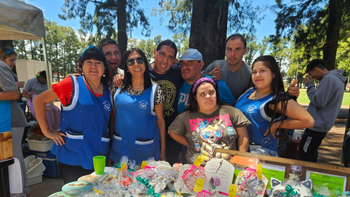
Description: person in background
169,77,250,163
98,39,123,94
110,48,166,164
34,46,112,183
298,59,346,162
22,70,47,98
0,46,29,197
235,55,314,154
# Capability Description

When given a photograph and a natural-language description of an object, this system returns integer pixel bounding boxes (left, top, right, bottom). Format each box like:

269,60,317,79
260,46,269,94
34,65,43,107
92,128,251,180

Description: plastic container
26,138,53,152
28,150,59,178
27,173,43,186
24,155,45,186
24,155,46,177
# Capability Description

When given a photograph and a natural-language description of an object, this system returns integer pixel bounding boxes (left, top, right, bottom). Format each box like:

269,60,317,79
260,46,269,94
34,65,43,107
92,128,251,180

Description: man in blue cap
177,48,235,113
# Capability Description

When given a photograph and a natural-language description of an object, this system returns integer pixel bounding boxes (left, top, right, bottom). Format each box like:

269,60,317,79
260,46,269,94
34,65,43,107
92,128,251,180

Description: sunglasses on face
126,57,145,66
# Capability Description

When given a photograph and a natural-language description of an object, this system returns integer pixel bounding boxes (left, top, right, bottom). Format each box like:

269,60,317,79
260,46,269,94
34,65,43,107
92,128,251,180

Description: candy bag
234,168,268,197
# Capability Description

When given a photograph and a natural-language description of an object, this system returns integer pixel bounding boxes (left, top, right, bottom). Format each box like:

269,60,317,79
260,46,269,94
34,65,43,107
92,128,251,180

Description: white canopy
0,0,45,40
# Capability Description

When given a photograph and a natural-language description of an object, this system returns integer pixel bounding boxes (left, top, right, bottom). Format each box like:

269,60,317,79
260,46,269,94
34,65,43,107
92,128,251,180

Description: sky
26,0,278,43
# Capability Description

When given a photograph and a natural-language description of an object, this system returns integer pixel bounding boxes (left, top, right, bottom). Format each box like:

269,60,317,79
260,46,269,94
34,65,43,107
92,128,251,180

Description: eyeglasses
126,57,145,66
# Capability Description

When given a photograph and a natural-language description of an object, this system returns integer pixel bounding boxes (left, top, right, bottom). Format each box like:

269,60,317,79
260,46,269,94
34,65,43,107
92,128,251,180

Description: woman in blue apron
110,48,166,164
34,46,112,183
235,55,314,154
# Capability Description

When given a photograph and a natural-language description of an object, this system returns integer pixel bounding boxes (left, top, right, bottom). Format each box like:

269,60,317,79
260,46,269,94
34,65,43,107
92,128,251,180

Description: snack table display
49,150,350,197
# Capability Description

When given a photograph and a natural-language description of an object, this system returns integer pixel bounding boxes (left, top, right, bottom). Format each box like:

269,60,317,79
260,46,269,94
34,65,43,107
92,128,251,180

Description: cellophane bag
234,168,268,197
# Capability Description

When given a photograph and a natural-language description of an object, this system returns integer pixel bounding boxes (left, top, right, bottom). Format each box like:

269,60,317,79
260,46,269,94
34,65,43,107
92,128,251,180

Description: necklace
250,90,272,100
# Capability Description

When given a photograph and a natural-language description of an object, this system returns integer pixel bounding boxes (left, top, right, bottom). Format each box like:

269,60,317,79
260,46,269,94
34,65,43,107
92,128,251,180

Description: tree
153,0,265,69
269,37,291,71
273,0,348,70
172,33,189,59
59,0,151,56
259,36,271,56
243,33,260,66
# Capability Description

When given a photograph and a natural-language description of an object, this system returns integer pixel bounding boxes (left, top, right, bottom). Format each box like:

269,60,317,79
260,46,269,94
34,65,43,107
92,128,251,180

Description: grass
297,89,350,106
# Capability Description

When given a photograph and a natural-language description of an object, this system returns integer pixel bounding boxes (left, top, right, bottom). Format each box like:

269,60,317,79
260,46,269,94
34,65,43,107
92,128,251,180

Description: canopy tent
0,0,45,40
0,0,55,129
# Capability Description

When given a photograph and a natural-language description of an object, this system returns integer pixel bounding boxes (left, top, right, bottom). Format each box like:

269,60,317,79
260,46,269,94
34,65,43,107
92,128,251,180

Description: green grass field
297,89,350,106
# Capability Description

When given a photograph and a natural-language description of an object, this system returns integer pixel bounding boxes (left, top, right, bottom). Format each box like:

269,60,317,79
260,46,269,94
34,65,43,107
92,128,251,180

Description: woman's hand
159,152,167,161
264,122,278,138
44,129,67,146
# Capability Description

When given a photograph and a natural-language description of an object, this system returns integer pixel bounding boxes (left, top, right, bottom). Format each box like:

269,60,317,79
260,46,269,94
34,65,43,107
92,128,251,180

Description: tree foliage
243,33,260,66
59,0,151,55
272,0,349,70
14,20,82,80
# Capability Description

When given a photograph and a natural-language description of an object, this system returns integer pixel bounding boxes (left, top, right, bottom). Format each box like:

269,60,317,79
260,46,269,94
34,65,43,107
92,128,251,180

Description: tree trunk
322,0,343,70
117,0,127,60
190,0,229,69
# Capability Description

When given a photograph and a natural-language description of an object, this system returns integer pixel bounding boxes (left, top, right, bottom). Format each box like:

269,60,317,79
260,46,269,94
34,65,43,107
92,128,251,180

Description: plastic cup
93,156,106,175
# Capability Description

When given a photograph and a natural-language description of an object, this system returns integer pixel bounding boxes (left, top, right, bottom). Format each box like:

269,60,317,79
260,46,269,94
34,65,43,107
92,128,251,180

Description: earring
103,73,105,77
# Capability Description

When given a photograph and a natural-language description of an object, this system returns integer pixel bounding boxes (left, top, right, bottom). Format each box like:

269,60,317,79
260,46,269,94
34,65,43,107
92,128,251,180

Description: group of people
1,33,346,196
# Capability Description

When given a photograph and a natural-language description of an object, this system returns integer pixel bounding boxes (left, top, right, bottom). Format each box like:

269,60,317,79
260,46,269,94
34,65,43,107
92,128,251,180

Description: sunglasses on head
126,57,145,66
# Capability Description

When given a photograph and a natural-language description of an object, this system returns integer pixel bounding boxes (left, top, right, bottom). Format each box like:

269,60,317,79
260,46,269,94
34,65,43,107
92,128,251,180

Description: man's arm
305,76,333,108
0,66,20,100
0,89,20,101
202,61,217,74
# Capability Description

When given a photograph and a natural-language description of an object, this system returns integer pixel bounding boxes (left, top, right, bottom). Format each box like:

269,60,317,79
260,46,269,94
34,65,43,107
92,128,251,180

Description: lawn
297,89,350,106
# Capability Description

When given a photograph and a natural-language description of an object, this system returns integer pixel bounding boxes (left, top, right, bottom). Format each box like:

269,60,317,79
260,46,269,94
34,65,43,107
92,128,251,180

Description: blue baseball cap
180,48,202,61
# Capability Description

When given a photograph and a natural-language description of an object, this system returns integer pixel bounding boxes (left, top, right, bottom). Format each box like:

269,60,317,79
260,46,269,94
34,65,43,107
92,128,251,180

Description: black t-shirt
149,63,183,130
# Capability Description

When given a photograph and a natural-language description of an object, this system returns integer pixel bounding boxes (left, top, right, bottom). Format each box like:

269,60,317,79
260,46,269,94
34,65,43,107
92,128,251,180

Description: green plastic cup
93,156,106,175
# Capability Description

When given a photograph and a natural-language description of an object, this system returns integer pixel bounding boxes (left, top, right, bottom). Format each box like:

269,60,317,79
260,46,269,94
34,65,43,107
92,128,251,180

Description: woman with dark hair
34,46,112,183
235,55,314,153
168,77,250,163
0,46,30,196
110,48,166,164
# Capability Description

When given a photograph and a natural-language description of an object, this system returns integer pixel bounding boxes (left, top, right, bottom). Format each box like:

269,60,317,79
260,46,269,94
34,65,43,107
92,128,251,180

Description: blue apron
52,76,112,170
110,84,160,164
235,87,278,152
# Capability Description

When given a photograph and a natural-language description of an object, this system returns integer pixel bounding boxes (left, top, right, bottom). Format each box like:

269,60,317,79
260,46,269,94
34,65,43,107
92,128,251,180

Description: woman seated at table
34,46,112,183
110,48,166,164
168,77,250,162
235,55,314,154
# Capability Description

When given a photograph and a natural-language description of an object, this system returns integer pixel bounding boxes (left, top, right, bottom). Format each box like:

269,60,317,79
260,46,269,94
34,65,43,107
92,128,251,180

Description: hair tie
81,45,108,68
192,77,216,94
4,47,15,58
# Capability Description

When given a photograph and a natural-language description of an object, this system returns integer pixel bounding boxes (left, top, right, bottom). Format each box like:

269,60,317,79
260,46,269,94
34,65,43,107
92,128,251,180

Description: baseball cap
180,48,202,61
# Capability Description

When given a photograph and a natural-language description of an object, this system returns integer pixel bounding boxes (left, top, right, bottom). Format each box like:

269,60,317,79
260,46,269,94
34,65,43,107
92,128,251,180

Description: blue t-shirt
177,75,236,113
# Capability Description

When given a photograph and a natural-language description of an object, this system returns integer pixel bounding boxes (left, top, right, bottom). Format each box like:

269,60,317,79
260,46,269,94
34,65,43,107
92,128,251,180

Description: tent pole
41,38,56,130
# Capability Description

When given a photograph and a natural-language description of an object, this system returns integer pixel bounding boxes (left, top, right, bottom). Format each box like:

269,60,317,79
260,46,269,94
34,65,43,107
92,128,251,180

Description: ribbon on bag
136,176,160,197
282,185,300,196
197,190,212,197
